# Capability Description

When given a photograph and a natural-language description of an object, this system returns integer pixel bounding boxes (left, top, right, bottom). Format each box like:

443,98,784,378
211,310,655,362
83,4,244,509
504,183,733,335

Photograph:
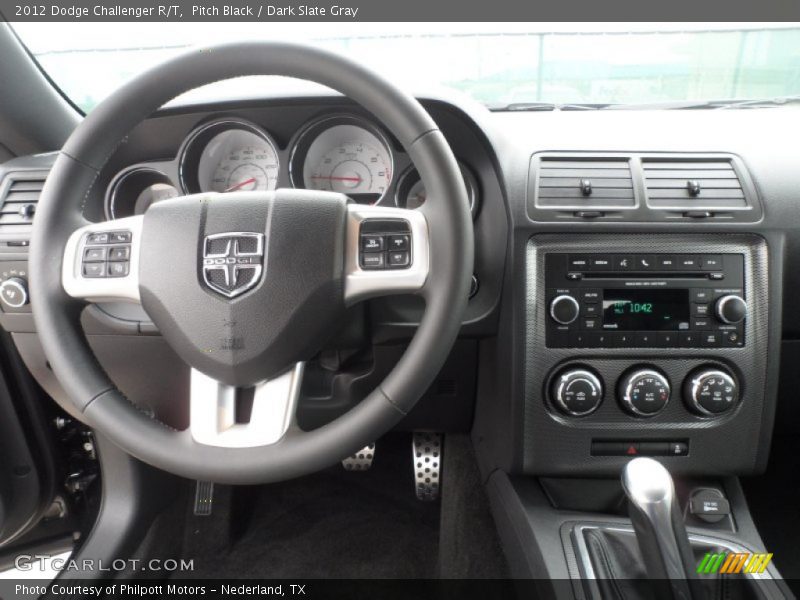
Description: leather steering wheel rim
29,42,473,484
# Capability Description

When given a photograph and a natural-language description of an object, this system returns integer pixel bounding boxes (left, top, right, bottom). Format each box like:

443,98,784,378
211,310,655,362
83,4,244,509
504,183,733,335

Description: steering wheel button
360,235,385,252
388,235,409,251
86,232,110,245
360,252,385,269
83,247,107,262
82,262,107,278
108,246,131,261
110,231,132,243
388,251,410,268
108,261,130,278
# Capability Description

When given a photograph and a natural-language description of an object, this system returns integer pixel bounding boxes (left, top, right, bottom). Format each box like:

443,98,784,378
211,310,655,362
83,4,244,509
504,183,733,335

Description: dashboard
105,111,480,220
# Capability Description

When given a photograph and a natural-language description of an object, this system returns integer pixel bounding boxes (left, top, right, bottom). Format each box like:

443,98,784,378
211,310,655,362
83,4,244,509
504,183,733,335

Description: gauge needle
310,175,363,183
224,177,256,192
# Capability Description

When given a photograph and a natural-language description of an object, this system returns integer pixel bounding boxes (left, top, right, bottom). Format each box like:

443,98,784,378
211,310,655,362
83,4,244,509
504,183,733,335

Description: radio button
691,289,713,303
701,332,722,347
582,303,600,317
618,332,635,346
692,317,712,329
702,255,723,270
679,332,698,347
635,255,657,270
635,332,656,347
677,255,700,269
657,255,677,270
580,289,601,303
657,332,680,347
570,331,590,347
709,272,725,280
568,255,592,270
582,318,599,330
590,256,613,270
614,255,635,271
692,303,710,317
550,295,580,325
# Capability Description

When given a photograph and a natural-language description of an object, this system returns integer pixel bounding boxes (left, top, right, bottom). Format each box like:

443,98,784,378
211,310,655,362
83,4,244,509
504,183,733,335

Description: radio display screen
602,289,690,331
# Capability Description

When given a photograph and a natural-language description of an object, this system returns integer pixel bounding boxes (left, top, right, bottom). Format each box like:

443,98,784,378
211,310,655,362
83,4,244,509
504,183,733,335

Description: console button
582,303,599,317
86,232,110,245
691,317,711,330
110,231,132,243
614,255,635,271
108,246,131,261
700,332,722,347
639,442,670,456
552,368,604,416
657,332,679,347
582,318,598,330
679,332,699,347
570,331,589,347
692,303,710,317
667,441,689,456
617,332,635,347
619,368,671,416
635,332,656,347
691,289,712,303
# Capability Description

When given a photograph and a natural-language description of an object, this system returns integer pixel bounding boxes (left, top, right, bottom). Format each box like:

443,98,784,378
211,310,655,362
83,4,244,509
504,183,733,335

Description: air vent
0,173,45,238
642,157,749,210
533,156,635,210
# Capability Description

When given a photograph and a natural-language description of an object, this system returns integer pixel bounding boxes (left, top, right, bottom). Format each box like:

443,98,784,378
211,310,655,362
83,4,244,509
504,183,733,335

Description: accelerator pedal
193,481,214,516
413,432,443,501
342,443,376,471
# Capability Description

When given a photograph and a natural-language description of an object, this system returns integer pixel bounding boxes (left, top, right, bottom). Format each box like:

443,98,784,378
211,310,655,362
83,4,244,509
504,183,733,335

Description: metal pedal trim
413,432,442,501
193,481,214,516
342,443,376,471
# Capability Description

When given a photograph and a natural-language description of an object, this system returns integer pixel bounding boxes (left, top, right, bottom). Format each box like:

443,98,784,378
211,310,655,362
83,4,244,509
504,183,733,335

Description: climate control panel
549,364,739,419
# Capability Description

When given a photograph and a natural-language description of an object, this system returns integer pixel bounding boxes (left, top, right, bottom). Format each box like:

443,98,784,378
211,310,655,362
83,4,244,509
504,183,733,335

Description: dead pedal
413,432,442,501
193,481,214,516
342,443,376,471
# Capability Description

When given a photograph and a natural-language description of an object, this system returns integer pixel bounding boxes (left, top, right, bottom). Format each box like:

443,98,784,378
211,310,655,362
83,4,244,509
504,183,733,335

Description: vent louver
0,173,45,238
533,156,635,209
642,158,747,210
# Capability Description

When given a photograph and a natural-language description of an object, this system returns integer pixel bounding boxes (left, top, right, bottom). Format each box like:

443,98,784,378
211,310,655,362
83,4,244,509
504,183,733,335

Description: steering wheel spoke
62,215,143,303
190,363,305,448
344,204,429,304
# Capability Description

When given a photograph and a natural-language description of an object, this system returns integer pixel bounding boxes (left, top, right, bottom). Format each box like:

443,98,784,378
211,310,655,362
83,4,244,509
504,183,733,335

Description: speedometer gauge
291,117,394,204
179,119,280,194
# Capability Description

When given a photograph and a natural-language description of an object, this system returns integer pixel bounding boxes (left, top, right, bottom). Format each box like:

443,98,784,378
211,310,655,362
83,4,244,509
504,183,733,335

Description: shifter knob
622,458,702,599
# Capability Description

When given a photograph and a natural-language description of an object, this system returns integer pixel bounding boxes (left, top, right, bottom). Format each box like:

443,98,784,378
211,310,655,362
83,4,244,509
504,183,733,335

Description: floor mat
184,434,440,578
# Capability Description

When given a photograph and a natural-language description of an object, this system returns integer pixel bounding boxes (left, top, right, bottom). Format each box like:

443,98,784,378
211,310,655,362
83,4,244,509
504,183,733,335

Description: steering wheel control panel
81,230,133,279
549,363,740,419
545,253,746,349
359,219,412,270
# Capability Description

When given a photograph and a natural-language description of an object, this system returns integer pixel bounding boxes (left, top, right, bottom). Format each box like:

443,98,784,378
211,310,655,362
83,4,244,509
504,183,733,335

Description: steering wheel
28,42,473,484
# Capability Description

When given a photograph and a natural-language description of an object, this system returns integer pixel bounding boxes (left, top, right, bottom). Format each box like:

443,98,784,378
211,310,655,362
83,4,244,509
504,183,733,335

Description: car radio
545,253,746,348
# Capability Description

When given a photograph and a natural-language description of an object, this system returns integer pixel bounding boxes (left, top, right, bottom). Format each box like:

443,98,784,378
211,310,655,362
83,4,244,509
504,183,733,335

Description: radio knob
619,369,670,417
550,295,580,325
684,368,739,416
552,368,603,416
715,294,747,324
0,277,29,309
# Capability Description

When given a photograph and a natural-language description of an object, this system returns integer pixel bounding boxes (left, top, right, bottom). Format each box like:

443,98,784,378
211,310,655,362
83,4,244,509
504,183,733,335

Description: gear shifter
621,457,703,600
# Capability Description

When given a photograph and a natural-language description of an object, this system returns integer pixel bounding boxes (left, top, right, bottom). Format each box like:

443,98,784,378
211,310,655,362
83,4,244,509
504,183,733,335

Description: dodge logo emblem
201,232,265,298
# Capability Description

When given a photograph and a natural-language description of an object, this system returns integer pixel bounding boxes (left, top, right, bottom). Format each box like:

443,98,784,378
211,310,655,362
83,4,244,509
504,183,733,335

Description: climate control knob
619,369,670,417
684,368,739,416
550,295,580,325
715,294,747,324
552,368,603,416
0,277,28,309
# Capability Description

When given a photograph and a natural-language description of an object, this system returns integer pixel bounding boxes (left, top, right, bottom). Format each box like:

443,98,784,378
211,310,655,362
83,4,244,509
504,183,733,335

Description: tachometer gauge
106,167,179,219
395,161,480,218
291,116,394,204
179,119,280,194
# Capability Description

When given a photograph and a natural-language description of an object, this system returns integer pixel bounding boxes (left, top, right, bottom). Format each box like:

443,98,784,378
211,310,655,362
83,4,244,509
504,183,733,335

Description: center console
523,234,769,476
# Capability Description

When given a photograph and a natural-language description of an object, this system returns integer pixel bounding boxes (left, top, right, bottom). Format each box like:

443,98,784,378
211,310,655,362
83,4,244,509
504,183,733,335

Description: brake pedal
413,432,442,501
342,443,376,471
193,481,214,516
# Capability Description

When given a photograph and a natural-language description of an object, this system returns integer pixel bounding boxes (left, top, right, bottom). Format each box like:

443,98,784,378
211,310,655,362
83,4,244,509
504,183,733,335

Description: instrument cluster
105,114,480,220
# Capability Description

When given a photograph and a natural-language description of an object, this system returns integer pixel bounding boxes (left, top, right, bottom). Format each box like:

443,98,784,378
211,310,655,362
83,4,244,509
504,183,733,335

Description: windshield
11,22,800,112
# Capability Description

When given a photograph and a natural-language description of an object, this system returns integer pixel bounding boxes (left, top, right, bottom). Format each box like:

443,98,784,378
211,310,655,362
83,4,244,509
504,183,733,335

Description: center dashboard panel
523,233,769,476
